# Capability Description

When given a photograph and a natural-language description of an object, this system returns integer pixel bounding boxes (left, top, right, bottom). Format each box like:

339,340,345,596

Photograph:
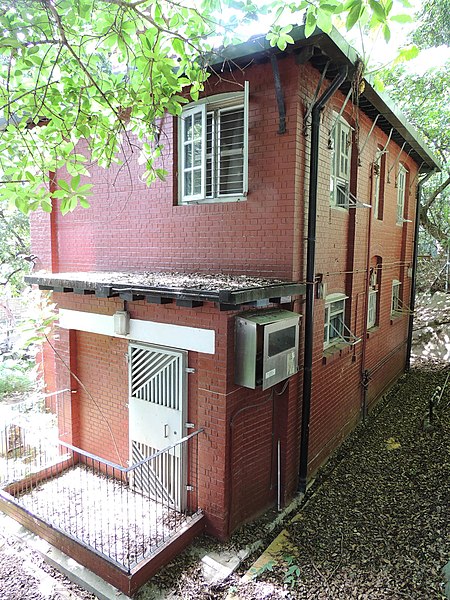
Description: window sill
390,311,405,323
322,342,349,364
179,196,246,205
366,325,379,338
329,204,349,212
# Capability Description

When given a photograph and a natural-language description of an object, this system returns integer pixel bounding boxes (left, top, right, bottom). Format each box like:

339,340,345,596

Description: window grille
180,85,249,203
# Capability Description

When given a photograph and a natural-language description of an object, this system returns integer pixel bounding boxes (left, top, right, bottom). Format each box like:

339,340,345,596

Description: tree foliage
412,0,450,49
0,204,31,293
382,4,450,251
0,0,409,214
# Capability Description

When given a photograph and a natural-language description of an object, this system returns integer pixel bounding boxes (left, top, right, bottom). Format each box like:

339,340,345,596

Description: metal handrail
57,428,204,474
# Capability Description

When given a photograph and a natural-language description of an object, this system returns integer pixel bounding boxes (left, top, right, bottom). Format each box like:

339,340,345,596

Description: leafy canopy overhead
0,0,410,214
383,0,450,249
412,0,450,49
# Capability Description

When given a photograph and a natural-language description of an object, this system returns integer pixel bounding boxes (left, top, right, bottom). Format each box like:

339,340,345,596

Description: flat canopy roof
25,271,305,309
208,25,441,173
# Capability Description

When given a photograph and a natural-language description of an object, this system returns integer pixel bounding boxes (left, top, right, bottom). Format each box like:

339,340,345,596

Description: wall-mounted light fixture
114,311,130,336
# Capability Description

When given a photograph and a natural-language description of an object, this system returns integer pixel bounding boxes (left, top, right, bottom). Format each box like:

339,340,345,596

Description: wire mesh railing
0,390,67,485
0,426,203,572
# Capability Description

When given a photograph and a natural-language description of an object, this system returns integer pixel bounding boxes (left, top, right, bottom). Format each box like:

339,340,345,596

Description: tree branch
422,173,450,212
419,204,448,245
0,268,23,287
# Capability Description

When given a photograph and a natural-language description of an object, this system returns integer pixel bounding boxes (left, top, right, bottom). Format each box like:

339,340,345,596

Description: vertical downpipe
360,163,375,421
298,66,348,494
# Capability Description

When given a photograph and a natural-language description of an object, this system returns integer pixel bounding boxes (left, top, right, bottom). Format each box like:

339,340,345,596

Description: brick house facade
26,27,439,550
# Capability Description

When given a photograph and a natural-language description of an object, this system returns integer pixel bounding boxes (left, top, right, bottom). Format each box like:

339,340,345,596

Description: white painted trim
58,309,215,354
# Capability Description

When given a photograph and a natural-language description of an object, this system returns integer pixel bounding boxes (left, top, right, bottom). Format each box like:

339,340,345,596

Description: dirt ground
1,363,449,599
0,527,95,600
143,364,450,600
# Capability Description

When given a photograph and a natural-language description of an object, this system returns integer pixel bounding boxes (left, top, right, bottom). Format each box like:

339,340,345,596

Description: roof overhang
208,25,441,173
25,271,305,310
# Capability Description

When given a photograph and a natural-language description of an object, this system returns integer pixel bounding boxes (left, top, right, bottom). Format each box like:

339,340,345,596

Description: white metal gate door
129,343,187,510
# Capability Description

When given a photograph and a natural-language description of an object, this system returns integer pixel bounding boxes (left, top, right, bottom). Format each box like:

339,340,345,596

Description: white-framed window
367,289,378,329
396,165,407,224
324,293,347,348
330,115,352,208
373,149,385,220
179,85,249,203
391,279,401,314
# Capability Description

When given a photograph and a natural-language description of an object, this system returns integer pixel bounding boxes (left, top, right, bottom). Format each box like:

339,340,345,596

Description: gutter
298,65,348,494
405,169,436,371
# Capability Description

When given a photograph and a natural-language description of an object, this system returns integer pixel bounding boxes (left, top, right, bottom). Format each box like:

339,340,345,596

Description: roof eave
208,25,441,173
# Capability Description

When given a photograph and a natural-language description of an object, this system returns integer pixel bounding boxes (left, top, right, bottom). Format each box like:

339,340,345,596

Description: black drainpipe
298,65,348,494
405,169,435,371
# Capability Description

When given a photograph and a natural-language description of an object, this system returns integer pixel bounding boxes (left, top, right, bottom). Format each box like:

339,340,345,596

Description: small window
179,86,249,203
367,289,377,329
391,280,401,314
324,294,347,348
330,116,352,209
396,166,407,224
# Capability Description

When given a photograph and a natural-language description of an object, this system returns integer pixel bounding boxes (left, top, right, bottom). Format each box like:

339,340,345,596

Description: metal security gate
128,343,187,510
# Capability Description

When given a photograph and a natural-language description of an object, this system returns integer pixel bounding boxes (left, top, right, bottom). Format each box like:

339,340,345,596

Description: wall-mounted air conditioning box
235,309,301,390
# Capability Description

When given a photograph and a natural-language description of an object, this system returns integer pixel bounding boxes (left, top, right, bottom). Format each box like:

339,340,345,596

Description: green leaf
390,13,413,23
172,38,185,56
319,3,339,14
51,190,68,199
342,0,360,10
40,200,53,213
316,9,333,32
382,23,391,42
77,184,93,193
71,174,80,190
368,0,386,22
57,179,71,192
396,45,420,61
0,38,23,48
304,9,317,37
79,197,91,208
346,1,362,30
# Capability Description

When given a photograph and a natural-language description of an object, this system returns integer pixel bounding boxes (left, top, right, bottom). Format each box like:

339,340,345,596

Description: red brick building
23,25,439,584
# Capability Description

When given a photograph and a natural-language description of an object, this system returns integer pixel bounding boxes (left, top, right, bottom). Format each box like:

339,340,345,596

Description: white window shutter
180,103,206,202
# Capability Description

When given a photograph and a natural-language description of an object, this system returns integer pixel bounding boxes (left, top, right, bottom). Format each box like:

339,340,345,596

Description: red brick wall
42,56,302,279
303,81,418,478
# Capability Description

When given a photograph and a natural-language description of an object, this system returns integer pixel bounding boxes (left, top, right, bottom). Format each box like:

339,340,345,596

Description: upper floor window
367,289,377,329
330,116,352,208
179,85,249,203
373,149,386,220
324,293,347,348
396,165,407,224
367,258,381,329
391,279,401,314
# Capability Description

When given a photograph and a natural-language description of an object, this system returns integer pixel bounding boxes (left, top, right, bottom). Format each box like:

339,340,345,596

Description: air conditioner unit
235,309,301,390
